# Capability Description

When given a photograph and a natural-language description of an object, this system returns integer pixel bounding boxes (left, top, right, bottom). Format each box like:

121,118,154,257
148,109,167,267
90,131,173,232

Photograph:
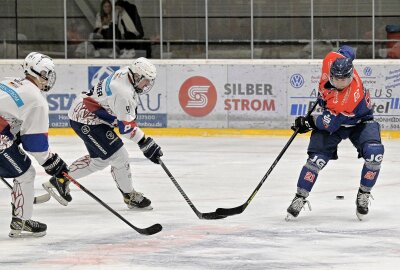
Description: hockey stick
158,159,226,220
216,101,319,217
62,173,162,235
1,176,51,204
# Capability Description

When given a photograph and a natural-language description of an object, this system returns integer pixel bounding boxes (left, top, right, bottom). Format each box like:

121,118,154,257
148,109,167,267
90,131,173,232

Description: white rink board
0,59,399,130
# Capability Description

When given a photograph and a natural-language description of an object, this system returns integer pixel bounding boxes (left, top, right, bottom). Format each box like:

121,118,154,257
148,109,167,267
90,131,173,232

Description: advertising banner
0,60,399,130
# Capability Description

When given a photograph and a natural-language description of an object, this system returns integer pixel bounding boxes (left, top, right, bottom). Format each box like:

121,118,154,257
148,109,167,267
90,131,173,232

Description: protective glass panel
0,0,17,58
254,0,311,59
208,0,250,59
375,0,400,59
314,0,373,59
162,0,205,59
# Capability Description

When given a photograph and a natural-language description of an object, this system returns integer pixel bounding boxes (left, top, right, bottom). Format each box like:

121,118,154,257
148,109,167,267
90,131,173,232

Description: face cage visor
329,75,352,90
129,69,155,95
31,68,56,92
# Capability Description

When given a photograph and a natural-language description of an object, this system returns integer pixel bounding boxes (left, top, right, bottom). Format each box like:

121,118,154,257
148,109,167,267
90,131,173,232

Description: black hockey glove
42,153,69,178
291,115,316,134
138,137,163,164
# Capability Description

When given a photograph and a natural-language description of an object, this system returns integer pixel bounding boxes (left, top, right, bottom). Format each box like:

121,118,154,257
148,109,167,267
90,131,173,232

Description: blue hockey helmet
337,45,356,60
329,58,354,90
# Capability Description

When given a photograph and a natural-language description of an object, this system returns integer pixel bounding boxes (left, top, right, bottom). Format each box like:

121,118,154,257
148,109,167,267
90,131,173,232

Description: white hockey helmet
128,57,157,95
23,52,56,92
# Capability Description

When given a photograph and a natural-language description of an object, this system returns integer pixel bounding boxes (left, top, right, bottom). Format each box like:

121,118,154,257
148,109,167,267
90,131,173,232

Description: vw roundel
290,73,305,88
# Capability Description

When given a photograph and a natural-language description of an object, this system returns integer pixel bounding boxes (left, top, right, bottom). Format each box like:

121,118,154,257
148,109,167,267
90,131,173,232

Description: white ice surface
0,135,399,270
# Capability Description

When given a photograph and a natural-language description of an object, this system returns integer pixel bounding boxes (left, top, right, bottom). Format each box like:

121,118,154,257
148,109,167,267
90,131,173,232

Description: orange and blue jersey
315,52,374,133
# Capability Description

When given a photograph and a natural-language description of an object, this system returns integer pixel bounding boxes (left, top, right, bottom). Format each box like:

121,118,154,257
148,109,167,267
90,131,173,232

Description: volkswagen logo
290,74,305,88
363,67,372,76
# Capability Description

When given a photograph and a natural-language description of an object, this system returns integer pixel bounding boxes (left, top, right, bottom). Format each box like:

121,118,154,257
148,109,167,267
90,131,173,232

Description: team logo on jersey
81,125,90,135
88,66,119,89
363,67,373,77
179,76,217,117
322,114,331,127
364,171,377,180
304,172,315,182
290,74,305,88
106,131,115,140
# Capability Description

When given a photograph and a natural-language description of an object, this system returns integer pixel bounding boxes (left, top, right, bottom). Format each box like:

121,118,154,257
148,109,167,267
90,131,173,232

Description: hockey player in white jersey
0,52,69,238
43,57,162,210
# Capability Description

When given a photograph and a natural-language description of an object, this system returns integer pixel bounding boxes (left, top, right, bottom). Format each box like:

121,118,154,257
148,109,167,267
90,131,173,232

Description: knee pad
363,143,384,168
109,147,130,169
305,154,330,173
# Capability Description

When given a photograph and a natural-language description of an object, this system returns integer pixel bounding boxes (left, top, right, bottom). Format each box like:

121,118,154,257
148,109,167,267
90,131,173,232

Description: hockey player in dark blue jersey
286,46,384,221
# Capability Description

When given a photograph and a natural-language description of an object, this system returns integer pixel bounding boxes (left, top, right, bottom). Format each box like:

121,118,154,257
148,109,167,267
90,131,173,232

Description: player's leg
350,121,384,220
0,144,46,238
43,121,123,205
109,146,152,210
286,130,341,220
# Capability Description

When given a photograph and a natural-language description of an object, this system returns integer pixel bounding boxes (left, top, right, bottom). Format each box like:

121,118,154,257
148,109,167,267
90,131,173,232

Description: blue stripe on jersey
95,109,117,125
0,83,24,107
105,74,113,96
21,133,49,152
118,120,134,134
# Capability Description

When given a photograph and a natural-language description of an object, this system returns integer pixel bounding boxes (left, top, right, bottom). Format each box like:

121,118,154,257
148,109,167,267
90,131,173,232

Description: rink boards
1,59,399,131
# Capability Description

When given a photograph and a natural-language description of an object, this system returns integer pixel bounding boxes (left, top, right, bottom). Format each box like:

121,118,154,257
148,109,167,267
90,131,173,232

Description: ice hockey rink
0,134,399,270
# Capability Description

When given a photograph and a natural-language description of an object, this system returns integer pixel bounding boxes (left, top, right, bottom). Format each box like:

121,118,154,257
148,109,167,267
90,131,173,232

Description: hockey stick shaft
216,101,319,216
158,159,225,220
1,176,50,204
62,173,162,235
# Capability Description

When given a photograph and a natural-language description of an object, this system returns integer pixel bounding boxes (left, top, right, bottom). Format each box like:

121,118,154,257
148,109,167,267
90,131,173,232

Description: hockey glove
291,115,316,134
42,153,69,178
138,137,163,164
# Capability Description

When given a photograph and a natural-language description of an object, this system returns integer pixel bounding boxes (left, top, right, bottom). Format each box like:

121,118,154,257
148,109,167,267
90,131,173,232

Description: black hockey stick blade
137,223,163,235
216,205,245,216
1,177,50,204
158,159,226,220
63,173,162,235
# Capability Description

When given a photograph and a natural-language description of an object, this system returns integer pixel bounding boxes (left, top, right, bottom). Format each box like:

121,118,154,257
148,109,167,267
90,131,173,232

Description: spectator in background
92,0,117,57
115,0,146,58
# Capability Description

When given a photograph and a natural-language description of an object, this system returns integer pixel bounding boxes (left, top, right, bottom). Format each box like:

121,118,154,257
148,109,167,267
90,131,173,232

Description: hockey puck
336,195,344,200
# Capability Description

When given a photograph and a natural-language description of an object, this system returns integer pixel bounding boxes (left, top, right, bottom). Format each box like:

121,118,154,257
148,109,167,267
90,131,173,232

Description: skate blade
127,205,153,211
356,211,365,221
285,213,296,221
9,230,46,238
42,182,69,206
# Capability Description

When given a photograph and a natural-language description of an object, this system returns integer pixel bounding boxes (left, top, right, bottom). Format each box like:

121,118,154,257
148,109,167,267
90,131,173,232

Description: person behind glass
92,0,116,57
0,52,69,238
115,0,145,58
286,45,384,221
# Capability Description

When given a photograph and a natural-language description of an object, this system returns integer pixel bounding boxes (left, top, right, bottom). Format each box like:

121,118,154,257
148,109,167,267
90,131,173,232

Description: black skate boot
42,176,72,206
285,193,312,221
356,189,373,221
123,191,152,210
9,217,47,238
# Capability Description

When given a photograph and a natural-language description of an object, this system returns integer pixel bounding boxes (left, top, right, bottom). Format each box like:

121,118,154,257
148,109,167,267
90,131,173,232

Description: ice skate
123,191,152,210
285,193,311,221
356,189,373,221
9,217,47,238
42,176,72,206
